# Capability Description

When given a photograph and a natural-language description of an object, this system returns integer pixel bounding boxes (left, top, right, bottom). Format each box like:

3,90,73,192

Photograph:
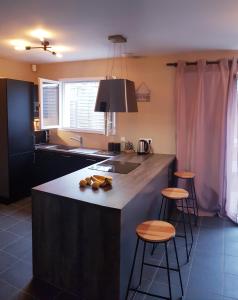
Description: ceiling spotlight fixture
25,40,61,57
95,34,138,113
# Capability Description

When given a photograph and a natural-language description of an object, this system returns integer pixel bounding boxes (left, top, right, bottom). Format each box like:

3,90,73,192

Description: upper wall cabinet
39,78,61,129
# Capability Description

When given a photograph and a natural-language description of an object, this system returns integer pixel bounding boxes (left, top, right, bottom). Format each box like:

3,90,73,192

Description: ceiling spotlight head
25,46,31,50
52,51,56,55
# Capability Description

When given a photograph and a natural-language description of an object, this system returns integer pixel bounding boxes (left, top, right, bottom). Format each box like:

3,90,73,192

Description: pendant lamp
95,35,138,113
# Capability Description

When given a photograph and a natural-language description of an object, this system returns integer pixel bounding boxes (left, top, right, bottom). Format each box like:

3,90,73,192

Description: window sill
58,127,106,135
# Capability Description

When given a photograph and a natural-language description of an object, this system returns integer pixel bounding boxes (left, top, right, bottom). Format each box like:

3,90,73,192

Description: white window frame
38,78,62,130
39,77,116,135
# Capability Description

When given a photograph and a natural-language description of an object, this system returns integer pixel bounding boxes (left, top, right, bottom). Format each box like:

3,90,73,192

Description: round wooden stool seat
174,171,195,179
136,220,175,242
161,187,189,199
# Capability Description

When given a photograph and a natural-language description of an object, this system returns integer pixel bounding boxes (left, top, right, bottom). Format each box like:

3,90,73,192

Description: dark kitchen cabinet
34,150,105,186
0,79,34,203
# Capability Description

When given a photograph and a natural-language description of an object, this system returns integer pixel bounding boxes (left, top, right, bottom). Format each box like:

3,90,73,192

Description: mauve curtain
175,59,233,214
225,59,238,222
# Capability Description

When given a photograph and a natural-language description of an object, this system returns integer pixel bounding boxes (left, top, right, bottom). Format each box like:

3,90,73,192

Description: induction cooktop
89,160,141,174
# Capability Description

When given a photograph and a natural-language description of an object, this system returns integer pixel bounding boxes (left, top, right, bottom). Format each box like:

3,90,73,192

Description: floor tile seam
0,257,22,276
0,210,21,217
141,250,166,300
183,219,202,298
0,220,25,232
0,227,23,238
222,219,225,296
4,229,31,238
0,276,23,292
0,236,25,251
223,270,238,277
0,248,32,263
0,249,22,260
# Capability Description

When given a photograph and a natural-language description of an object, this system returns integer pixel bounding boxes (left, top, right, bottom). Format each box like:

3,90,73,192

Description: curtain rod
167,60,235,67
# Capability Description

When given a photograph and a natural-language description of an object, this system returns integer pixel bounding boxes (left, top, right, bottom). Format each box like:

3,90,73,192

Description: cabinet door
34,151,106,186
9,152,34,201
7,79,34,155
34,151,59,185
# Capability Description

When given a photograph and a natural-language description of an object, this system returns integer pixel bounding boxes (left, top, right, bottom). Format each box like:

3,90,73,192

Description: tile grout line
182,217,201,298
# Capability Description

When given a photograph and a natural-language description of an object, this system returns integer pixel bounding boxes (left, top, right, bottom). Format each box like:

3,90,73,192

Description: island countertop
32,152,175,300
33,153,175,210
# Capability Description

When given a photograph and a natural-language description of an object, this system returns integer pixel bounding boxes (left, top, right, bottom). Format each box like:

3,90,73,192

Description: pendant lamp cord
106,37,128,79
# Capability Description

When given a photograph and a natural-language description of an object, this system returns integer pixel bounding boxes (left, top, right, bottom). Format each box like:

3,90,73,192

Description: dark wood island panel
32,154,175,300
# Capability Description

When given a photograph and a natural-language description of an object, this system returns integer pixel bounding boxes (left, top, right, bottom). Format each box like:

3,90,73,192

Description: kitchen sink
36,144,111,156
51,145,78,151
69,148,98,154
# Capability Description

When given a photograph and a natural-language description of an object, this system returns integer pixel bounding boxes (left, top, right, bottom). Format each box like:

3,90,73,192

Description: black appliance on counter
0,79,34,203
34,130,49,145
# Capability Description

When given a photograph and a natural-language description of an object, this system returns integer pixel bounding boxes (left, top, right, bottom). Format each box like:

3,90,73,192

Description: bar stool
153,188,193,262
174,171,199,226
126,220,183,300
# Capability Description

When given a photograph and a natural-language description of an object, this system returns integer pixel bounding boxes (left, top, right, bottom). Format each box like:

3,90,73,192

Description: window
39,78,116,135
39,78,60,129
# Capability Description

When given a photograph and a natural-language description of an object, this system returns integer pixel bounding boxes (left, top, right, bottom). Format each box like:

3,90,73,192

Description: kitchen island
32,153,175,300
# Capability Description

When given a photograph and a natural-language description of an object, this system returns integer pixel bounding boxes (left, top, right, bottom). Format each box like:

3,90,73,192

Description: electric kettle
137,139,150,155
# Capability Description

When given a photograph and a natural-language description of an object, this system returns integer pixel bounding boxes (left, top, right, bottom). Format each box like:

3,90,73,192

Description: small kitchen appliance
137,139,150,155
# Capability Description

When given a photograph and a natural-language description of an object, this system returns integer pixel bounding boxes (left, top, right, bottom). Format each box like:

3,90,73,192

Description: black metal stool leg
192,178,199,225
138,242,146,287
181,199,189,263
163,197,168,220
158,196,165,220
173,238,184,296
185,198,194,252
152,196,167,256
190,178,197,226
165,242,172,300
126,238,139,299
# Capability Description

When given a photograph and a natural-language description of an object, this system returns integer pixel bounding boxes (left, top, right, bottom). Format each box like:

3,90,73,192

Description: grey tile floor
0,198,237,300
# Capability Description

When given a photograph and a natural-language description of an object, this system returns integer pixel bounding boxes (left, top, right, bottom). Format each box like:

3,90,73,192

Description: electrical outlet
140,138,152,144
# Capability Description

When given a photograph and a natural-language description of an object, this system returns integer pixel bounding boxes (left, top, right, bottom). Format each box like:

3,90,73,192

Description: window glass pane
62,81,105,133
41,82,59,128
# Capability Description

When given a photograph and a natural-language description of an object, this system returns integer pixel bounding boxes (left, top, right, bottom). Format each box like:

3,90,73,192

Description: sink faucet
70,136,83,147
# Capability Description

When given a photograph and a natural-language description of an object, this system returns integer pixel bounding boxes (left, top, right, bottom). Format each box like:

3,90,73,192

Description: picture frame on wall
136,82,151,102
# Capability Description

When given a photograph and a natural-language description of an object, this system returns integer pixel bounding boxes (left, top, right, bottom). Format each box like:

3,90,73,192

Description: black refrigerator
0,79,34,203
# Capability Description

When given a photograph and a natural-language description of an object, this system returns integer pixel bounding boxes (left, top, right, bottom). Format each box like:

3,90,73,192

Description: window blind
42,83,59,128
62,81,106,133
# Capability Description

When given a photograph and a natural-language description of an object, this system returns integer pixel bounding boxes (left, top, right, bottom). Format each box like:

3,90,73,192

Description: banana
93,175,112,181
91,175,113,187
91,176,105,187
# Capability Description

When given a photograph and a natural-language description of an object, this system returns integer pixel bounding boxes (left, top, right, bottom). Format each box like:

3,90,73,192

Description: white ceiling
1,0,238,63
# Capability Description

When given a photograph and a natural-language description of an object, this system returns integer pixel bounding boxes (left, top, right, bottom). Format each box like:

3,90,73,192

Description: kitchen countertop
32,152,175,299
33,153,175,210
35,143,119,159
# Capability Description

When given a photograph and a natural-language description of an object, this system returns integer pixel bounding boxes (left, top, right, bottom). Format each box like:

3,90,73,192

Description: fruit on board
79,179,87,187
92,181,100,190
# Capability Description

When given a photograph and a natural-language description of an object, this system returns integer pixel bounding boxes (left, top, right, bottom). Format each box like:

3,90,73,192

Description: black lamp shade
95,79,138,112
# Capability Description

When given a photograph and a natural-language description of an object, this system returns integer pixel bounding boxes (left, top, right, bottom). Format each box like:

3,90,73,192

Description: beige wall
0,57,35,82
36,50,238,154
